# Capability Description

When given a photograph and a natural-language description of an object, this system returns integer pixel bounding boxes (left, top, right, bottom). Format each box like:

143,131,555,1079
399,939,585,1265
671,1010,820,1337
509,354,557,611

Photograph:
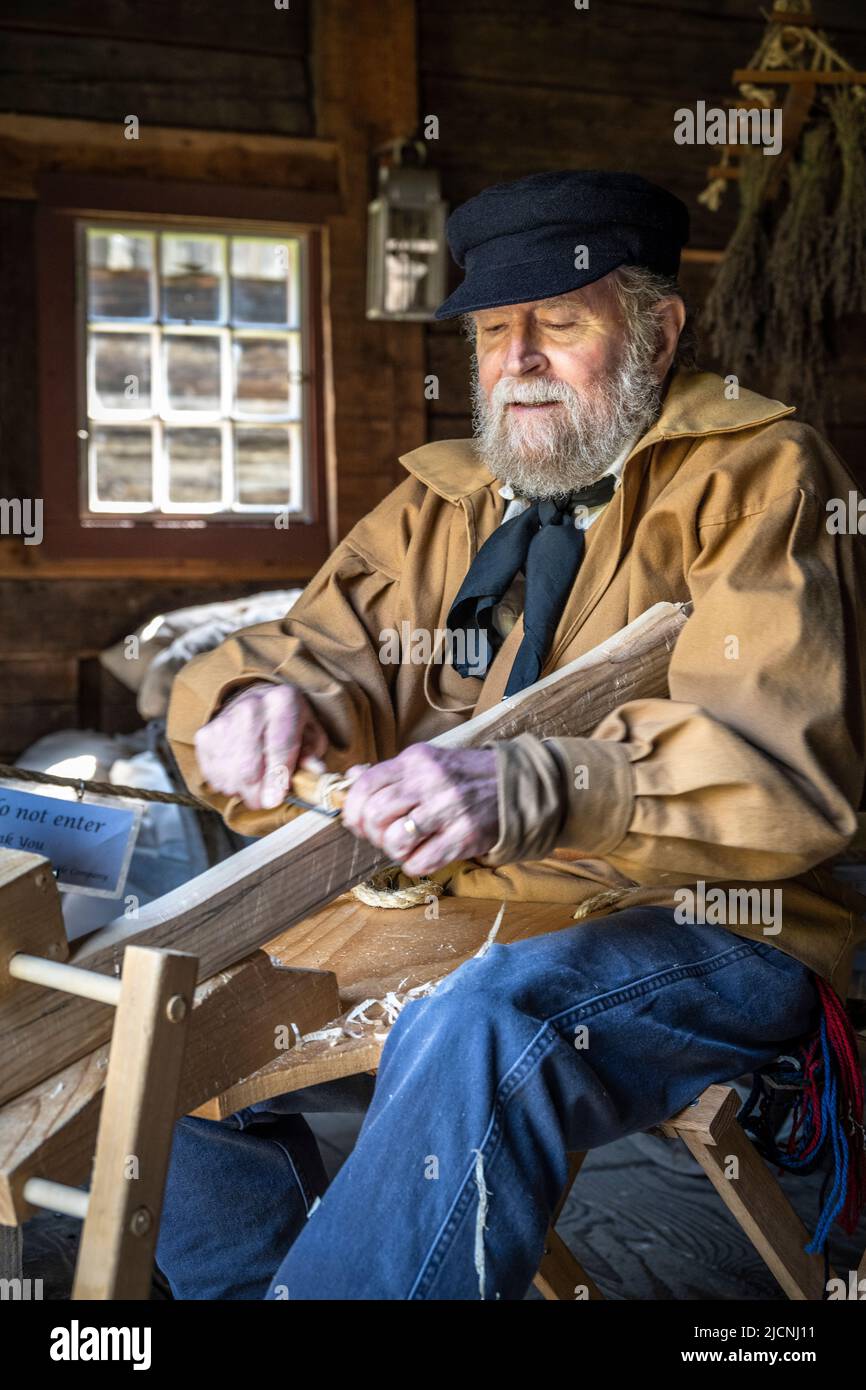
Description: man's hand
340,744,500,876
194,682,328,811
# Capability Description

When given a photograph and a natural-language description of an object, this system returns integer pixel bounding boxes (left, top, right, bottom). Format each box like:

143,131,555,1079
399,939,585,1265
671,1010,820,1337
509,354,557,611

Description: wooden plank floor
21,1106,865,1300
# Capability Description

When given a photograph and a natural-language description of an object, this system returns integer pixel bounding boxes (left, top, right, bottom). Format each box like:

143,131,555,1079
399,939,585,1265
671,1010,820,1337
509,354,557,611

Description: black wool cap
434,169,690,320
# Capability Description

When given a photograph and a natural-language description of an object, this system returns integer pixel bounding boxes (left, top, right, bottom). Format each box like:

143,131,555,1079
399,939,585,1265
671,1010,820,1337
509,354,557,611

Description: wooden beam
0,602,689,1109
0,113,340,201
312,0,427,537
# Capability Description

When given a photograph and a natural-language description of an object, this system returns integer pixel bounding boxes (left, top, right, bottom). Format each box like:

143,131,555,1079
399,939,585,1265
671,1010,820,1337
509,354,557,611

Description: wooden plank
0,851,69,997
0,33,311,138
0,951,339,1223
646,0,866,22
72,946,197,1299
0,602,689,1107
0,548,318,583
427,326,473,422
0,1,310,57
419,0,761,101
428,414,472,442
0,656,78,705
0,1048,106,1227
266,890,572,1003
0,114,339,200
0,577,269,655
0,199,37,499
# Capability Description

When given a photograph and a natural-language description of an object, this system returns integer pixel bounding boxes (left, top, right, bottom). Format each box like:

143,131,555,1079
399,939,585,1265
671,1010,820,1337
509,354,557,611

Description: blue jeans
156,908,820,1300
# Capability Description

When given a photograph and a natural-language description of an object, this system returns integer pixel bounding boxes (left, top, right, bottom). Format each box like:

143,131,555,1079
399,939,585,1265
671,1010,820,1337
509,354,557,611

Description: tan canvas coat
167,370,866,996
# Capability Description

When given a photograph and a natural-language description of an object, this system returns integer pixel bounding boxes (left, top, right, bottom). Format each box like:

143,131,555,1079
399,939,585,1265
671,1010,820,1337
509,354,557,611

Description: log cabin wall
1,0,864,761
0,0,424,760
418,0,866,472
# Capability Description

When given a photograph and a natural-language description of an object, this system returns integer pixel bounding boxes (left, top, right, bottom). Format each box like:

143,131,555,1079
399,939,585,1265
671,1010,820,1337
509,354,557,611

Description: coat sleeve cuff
477,733,634,866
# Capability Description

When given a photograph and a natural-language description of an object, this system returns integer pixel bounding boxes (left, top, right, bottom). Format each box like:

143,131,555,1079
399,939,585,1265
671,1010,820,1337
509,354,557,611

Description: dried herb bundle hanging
695,0,866,427
827,89,866,318
701,152,776,378
700,94,866,428
765,121,837,424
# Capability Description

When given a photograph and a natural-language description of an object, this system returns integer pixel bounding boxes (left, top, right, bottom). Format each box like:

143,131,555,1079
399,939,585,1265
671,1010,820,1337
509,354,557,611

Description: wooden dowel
290,767,349,813
9,953,122,1007
23,1177,89,1221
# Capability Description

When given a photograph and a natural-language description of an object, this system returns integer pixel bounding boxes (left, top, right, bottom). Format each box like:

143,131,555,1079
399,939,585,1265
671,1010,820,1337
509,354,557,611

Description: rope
738,975,866,1254
0,762,211,810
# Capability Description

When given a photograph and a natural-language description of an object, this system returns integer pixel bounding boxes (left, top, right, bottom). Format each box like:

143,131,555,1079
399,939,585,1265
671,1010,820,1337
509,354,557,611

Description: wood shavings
473,903,505,958
293,978,442,1052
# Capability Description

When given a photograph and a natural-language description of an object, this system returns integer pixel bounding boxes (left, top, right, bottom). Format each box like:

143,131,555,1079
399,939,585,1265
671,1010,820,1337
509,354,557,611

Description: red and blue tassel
738,975,866,1256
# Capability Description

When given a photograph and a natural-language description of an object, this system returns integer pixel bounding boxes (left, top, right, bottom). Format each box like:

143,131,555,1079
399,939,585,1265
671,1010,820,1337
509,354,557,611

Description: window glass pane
230,238,295,325
81,221,309,521
163,335,222,411
382,207,440,314
233,336,298,416
162,235,225,323
90,332,151,411
165,428,223,505
234,425,298,506
87,230,154,320
91,427,152,503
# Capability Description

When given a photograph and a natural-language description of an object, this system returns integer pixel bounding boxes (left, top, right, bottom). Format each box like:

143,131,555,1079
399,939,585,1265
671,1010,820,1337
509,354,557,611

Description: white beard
471,339,663,500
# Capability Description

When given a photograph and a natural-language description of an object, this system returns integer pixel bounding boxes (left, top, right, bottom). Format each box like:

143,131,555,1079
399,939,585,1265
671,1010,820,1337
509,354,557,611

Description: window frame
36,174,331,566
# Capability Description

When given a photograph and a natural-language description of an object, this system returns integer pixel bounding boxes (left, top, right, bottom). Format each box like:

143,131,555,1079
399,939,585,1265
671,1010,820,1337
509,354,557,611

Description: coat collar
397,370,797,503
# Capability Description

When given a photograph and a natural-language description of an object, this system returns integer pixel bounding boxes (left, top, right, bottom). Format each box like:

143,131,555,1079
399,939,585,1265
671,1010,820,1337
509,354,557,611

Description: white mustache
491,378,576,408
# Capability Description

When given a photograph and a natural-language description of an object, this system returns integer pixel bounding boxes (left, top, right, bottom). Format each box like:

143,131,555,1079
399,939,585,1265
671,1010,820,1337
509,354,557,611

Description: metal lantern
366,143,448,321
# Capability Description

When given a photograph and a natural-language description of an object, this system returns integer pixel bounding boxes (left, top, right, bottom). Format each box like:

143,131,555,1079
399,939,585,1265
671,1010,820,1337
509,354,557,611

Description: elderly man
158,171,866,1300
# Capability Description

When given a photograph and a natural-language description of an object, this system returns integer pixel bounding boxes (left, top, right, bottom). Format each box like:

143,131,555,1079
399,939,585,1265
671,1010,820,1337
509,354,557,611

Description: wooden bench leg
662,1084,830,1301
532,1151,605,1301
72,946,197,1300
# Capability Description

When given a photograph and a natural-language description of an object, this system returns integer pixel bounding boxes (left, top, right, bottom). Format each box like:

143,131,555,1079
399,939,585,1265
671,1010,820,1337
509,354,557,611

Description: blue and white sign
0,783,143,898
